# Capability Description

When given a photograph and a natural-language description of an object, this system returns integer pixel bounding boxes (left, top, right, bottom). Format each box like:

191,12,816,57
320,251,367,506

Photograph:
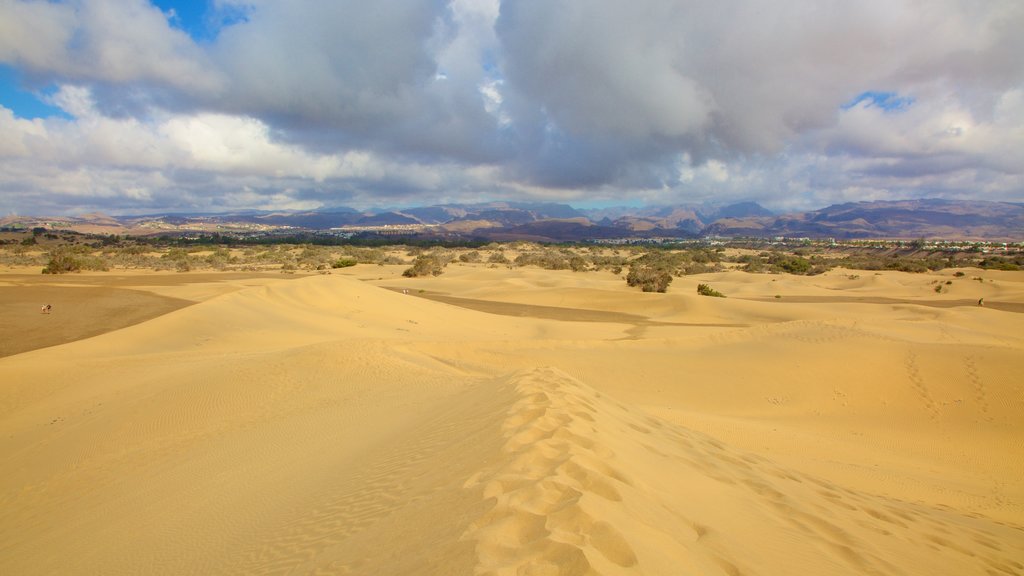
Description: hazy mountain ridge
3,199,1021,240
704,199,1024,240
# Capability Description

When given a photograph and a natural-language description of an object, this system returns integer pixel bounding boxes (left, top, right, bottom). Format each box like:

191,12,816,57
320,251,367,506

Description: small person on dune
41,304,52,314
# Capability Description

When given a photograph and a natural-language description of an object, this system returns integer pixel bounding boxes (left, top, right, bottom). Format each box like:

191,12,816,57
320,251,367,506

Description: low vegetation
626,265,673,293
696,283,726,298
42,246,109,274
402,253,449,277
1,229,1020,291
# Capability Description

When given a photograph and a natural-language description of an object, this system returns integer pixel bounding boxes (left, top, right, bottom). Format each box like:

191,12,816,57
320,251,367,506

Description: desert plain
1,259,1023,575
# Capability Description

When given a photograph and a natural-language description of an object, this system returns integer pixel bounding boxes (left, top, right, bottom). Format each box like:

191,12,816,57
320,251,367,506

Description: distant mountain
580,202,771,235
5,199,1020,240
354,212,419,226
453,208,537,227
477,219,678,242
704,201,774,221
703,199,1024,240
250,209,362,229
399,206,462,224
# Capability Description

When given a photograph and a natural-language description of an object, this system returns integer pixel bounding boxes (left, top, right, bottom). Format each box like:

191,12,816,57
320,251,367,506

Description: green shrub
697,283,725,297
626,265,672,292
978,256,1020,271
403,254,446,277
768,255,811,274
332,257,357,268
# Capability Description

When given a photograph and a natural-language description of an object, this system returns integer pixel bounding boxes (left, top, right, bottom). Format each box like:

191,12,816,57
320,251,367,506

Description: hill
3,199,1021,240
704,199,1024,240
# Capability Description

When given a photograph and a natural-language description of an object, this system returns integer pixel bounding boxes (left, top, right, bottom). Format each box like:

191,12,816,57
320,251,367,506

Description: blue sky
0,0,1021,216
151,0,211,39
0,64,69,119
842,92,915,113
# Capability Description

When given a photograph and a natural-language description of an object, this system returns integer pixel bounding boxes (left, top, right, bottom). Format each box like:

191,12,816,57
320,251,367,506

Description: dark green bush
769,255,812,274
697,283,725,297
978,256,1021,271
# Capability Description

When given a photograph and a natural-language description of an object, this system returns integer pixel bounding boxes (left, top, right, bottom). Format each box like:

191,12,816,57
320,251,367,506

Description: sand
1,265,1022,575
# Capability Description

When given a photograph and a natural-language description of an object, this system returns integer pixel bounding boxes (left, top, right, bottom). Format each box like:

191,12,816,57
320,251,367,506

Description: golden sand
1,265,1022,575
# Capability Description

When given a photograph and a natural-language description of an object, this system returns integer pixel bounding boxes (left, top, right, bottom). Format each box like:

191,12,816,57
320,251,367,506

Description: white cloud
0,0,222,94
0,0,1022,214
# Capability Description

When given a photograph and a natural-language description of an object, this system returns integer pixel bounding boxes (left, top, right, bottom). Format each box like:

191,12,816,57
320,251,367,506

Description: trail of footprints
227,365,1022,575
904,351,940,418
464,368,1024,576
463,368,640,575
964,354,993,421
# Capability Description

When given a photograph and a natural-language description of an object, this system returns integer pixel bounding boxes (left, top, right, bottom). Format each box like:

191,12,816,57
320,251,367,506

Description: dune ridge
462,368,1024,576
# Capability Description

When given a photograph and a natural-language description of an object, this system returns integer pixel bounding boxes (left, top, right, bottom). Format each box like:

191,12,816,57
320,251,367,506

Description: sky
0,0,1022,216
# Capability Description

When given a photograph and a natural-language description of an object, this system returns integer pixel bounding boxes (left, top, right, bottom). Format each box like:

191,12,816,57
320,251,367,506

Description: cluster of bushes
977,256,1022,271
513,248,589,271
0,242,48,267
733,252,830,275
402,253,450,277
487,252,511,264
332,257,357,268
42,246,109,274
626,265,673,292
837,254,950,273
458,251,481,263
620,249,724,292
631,250,722,276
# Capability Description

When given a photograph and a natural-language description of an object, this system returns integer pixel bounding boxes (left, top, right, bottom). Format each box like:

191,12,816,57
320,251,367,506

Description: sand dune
1,267,1022,574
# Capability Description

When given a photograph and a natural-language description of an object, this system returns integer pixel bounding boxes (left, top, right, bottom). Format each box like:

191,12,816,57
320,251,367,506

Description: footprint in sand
963,355,993,421
904,351,939,418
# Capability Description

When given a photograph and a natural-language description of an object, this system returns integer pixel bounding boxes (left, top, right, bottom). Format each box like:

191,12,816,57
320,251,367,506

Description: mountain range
3,199,1022,241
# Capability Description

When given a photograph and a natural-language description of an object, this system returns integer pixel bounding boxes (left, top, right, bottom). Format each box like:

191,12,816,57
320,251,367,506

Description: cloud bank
0,0,1021,215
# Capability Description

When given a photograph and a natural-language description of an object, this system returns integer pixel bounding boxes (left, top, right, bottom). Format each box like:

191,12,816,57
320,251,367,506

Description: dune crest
463,368,1024,576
